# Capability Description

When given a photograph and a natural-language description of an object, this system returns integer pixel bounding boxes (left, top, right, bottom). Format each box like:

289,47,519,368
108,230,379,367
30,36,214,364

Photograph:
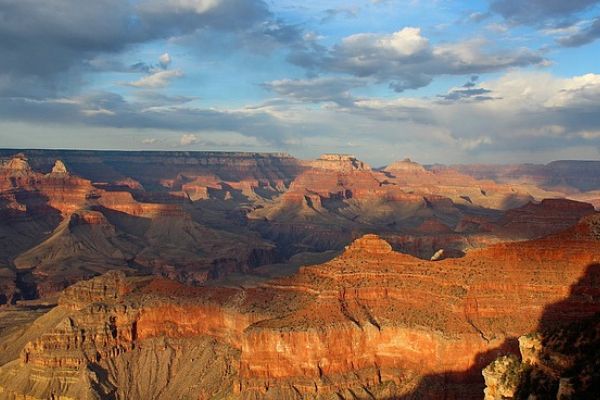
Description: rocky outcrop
50,160,68,175
483,312,600,400
482,355,522,400
0,154,93,215
0,149,303,188
0,152,281,298
343,233,393,254
2,153,32,175
59,270,132,311
307,154,371,172
517,333,542,365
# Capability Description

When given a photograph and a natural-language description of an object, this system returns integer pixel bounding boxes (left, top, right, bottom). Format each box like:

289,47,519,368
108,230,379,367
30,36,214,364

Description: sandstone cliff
1,215,599,399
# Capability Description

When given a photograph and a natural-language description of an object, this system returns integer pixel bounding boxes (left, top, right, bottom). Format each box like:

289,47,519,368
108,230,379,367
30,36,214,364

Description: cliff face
0,155,93,215
0,149,303,188
1,215,599,399
248,154,581,260
495,198,596,239
237,220,600,398
0,153,279,301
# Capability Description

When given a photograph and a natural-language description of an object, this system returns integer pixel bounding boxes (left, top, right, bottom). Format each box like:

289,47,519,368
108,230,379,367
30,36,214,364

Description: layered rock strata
1,215,599,399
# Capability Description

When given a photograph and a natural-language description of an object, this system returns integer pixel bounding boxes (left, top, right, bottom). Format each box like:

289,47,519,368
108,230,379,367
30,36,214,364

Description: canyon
0,149,599,399
0,215,598,399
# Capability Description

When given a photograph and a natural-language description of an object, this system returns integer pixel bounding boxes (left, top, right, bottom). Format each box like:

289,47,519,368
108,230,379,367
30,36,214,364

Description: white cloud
459,136,492,150
179,133,199,146
141,0,221,14
300,28,546,92
543,73,600,108
80,108,116,116
158,53,172,68
126,69,183,88
486,22,509,33
341,27,429,57
579,130,600,139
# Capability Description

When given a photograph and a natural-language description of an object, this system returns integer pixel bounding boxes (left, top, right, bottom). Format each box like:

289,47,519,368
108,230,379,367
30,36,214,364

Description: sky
0,0,599,165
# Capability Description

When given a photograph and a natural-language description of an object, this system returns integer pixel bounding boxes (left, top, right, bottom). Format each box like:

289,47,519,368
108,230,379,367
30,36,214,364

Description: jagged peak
50,159,69,175
344,234,393,254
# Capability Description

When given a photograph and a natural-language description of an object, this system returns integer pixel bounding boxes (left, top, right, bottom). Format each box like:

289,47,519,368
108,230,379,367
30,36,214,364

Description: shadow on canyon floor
394,263,600,400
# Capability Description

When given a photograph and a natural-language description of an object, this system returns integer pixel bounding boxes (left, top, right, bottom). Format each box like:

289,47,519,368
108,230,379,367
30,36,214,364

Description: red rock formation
384,158,427,174
495,198,596,239
0,153,281,299
0,155,93,215
96,190,184,217
0,149,303,189
2,215,599,399
248,154,566,259
237,219,600,398
307,154,371,172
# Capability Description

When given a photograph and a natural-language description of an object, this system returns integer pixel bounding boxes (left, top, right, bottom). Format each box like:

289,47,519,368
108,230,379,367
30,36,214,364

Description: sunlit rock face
0,151,283,300
1,216,599,399
308,154,371,172
50,160,68,175
384,158,427,173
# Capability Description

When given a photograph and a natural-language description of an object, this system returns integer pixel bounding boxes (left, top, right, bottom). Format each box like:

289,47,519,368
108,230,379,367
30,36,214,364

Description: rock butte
384,158,427,173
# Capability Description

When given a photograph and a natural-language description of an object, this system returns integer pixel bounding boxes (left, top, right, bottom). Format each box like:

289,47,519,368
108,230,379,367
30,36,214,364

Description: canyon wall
1,215,599,399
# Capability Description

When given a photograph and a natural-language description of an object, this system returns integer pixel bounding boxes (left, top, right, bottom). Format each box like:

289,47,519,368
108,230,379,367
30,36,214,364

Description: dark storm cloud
0,0,298,96
137,0,270,33
437,77,496,102
488,0,600,47
0,92,289,145
558,17,600,46
0,0,136,77
262,77,366,105
489,0,600,25
437,87,495,102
